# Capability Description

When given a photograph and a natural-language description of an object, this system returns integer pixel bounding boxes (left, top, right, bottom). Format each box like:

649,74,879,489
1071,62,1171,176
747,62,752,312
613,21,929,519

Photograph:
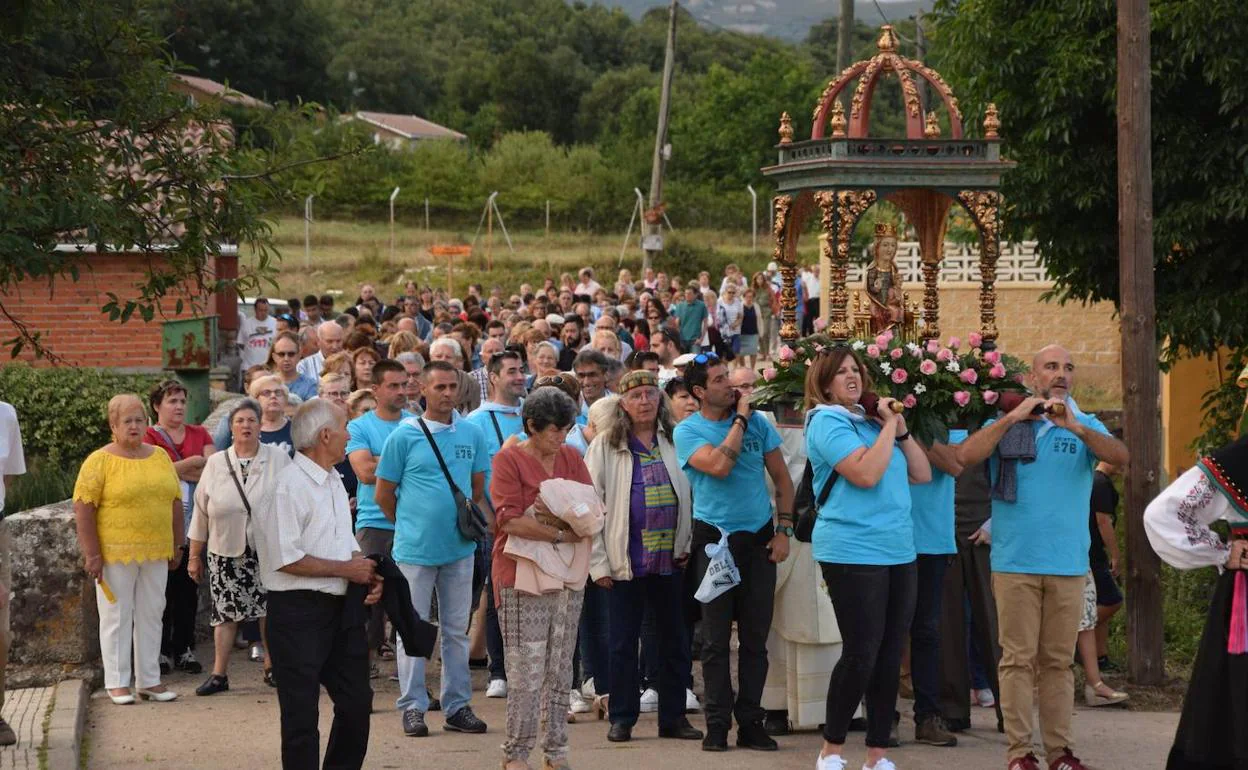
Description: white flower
905,343,920,355
851,340,866,351
879,362,892,375
913,383,927,395
945,360,961,373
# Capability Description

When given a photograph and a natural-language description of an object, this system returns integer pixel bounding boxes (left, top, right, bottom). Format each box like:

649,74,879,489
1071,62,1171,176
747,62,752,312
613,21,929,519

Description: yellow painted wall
1161,348,1235,477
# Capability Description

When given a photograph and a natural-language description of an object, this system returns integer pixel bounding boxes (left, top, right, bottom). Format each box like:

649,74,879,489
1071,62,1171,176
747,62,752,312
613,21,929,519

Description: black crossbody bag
417,419,489,542
794,418,865,542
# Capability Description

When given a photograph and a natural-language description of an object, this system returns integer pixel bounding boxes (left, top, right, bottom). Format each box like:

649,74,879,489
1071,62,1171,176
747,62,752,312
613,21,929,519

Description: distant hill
582,0,931,41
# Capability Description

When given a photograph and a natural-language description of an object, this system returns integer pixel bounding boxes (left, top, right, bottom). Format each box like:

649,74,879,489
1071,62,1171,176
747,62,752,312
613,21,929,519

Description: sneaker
159,654,172,675
175,651,203,675
863,760,896,770
248,644,265,663
444,705,487,734
974,687,996,708
736,721,778,751
915,715,958,747
402,709,428,738
569,689,592,714
580,677,596,699
639,688,659,713
685,688,702,713
1008,754,1042,770
816,753,847,770
1049,749,1089,770
0,717,16,746
486,679,508,698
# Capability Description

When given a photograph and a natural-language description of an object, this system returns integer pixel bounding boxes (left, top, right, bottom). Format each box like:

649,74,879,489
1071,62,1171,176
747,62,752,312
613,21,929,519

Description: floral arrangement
753,329,1029,445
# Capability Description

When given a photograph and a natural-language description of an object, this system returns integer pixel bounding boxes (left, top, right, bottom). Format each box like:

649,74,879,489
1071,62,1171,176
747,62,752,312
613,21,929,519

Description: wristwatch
553,528,565,544
777,524,795,537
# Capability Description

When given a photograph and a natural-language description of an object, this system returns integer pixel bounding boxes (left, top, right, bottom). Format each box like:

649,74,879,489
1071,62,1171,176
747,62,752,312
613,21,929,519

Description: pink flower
968,332,983,348
949,336,962,350
763,368,778,382
919,359,938,376
989,363,1007,379
814,317,827,332
891,368,908,384
890,348,904,360
983,390,999,405
953,390,972,407
984,350,1001,365
875,333,891,348
937,348,953,362
882,329,895,342
866,344,881,358
959,368,979,385
903,394,918,409
926,339,940,354
778,345,795,362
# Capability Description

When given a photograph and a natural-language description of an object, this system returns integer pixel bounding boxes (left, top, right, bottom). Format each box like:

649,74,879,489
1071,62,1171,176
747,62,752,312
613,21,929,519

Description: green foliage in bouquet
753,330,1029,446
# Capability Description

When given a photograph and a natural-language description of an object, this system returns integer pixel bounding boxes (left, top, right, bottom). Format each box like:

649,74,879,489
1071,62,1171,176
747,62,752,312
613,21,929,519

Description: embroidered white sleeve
1144,465,1232,570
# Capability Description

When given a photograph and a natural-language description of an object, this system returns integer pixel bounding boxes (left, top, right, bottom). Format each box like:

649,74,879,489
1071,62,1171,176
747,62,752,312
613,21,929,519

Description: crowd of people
0,261,1233,770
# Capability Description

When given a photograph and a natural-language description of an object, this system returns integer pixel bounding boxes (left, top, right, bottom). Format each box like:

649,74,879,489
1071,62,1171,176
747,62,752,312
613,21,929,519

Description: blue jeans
911,554,949,722
396,556,475,716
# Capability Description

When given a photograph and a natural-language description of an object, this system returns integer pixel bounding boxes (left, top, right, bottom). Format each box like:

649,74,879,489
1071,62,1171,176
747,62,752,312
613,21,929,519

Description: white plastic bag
694,527,741,603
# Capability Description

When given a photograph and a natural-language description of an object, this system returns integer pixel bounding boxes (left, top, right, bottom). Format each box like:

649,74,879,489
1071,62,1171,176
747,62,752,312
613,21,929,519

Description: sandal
1084,681,1128,707
264,669,277,688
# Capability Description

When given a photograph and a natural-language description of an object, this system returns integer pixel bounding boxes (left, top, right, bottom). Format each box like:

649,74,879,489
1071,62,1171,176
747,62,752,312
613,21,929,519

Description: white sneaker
569,689,592,714
580,677,596,699
863,759,896,770
974,687,996,708
639,688,659,713
486,679,508,698
816,753,847,770
684,688,701,712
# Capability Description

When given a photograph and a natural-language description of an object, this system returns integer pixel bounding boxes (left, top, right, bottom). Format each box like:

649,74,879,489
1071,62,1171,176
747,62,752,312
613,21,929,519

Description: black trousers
607,571,689,728
910,554,949,722
692,520,776,733
267,590,372,770
161,545,197,658
939,535,1003,729
820,561,917,748
801,298,820,336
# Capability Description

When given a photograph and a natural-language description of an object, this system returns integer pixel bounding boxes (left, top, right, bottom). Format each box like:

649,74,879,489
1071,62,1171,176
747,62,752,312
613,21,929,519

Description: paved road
85,641,1178,769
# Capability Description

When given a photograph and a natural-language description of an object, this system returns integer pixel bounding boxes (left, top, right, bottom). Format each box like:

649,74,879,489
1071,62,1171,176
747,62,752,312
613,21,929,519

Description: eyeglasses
692,352,719,365
321,390,350,399
257,389,285,398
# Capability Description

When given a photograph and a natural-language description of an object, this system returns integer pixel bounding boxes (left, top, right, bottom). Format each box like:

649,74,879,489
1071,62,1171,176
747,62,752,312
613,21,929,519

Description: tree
0,1,365,358
931,0,1248,445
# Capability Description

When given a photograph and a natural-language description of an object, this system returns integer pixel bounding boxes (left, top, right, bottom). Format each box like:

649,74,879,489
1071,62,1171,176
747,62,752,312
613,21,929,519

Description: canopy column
957,189,1003,349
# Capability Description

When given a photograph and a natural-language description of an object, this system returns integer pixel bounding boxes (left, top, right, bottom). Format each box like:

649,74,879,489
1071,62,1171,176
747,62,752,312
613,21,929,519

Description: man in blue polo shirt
464,350,526,701
674,355,794,753
670,286,709,354
346,359,413,669
375,361,491,739
956,345,1128,770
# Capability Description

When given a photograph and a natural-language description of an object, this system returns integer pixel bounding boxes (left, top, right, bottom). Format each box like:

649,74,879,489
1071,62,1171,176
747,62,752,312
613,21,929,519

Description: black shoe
402,709,429,737
159,655,172,676
888,713,901,748
175,651,203,675
658,718,703,740
444,706,487,734
263,669,277,688
763,710,790,736
427,689,442,711
701,727,729,752
736,722,778,751
607,723,633,742
195,674,229,696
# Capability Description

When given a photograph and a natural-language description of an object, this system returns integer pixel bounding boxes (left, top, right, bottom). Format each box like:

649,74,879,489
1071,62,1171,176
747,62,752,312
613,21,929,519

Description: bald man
296,320,345,381
956,345,1128,770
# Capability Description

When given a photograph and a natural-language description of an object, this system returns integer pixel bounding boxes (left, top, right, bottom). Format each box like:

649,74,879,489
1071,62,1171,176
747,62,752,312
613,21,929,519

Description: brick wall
913,282,1122,397
0,252,230,369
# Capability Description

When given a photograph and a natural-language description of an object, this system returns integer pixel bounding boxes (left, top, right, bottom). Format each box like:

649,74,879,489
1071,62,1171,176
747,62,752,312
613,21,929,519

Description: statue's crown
875,223,898,238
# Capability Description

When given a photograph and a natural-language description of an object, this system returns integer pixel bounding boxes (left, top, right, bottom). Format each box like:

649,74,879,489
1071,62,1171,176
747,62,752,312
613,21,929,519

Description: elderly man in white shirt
253,398,382,770
296,319,346,381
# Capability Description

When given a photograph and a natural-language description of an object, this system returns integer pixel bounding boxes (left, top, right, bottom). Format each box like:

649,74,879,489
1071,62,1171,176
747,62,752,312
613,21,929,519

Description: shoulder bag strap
488,412,504,444
224,453,252,518
814,419,871,508
416,419,467,498
152,426,183,461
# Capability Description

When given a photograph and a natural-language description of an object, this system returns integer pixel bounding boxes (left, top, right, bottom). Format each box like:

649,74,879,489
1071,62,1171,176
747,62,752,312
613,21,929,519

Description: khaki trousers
992,572,1084,764
0,524,9,711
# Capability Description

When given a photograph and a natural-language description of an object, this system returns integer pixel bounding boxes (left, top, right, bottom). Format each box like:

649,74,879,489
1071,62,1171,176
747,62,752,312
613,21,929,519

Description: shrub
0,364,165,465
4,457,79,514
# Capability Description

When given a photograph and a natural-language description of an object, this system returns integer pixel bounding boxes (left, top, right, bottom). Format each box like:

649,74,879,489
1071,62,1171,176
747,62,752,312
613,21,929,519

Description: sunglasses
692,352,720,365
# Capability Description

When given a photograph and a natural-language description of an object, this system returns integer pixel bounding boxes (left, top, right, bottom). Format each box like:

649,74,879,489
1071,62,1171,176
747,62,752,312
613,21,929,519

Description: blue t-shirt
674,411,782,533
908,429,966,556
464,406,524,502
346,409,413,532
285,374,319,402
671,300,708,345
806,408,915,566
986,412,1111,576
376,418,490,567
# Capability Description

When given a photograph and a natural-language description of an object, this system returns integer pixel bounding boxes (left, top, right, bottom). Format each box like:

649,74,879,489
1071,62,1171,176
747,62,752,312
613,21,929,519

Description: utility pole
836,0,854,110
1117,0,1163,686
644,0,678,272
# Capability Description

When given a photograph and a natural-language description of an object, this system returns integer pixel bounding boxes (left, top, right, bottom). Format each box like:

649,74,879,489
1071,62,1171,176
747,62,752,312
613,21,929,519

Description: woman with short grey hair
189,399,292,694
490,388,594,770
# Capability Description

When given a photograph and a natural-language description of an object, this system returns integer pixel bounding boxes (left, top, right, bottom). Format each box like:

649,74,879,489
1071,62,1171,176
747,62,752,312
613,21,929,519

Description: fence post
747,184,758,255
303,194,314,268
389,187,401,261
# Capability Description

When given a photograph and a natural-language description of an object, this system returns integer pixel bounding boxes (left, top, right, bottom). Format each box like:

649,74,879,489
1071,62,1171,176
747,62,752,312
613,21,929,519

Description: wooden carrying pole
1117,0,1164,685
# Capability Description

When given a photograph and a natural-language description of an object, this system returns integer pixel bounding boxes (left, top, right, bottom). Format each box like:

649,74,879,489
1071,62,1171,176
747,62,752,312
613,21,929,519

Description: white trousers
97,560,167,689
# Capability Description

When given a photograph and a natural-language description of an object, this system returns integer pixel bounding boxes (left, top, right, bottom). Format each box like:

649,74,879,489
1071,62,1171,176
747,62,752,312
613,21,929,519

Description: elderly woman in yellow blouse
188,399,292,695
73,394,184,705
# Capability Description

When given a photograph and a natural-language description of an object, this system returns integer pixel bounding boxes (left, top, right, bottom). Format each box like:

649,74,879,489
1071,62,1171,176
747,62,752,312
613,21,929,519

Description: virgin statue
866,222,906,333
